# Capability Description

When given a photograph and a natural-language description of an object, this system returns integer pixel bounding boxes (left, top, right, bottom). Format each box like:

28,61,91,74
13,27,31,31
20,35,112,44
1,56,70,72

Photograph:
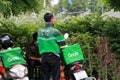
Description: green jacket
37,23,65,55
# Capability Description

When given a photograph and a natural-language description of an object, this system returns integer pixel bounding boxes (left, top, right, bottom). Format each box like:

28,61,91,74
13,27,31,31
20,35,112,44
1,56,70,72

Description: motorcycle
0,47,29,80
61,33,96,80
8,64,28,80
0,66,5,80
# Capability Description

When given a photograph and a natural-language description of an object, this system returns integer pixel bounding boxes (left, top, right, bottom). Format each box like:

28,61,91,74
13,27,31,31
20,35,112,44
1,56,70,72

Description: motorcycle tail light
0,66,5,74
74,64,81,72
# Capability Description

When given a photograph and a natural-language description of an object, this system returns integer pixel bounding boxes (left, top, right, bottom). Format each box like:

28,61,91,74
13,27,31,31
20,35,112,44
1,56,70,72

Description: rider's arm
26,44,41,61
54,29,66,47
28,56,41,61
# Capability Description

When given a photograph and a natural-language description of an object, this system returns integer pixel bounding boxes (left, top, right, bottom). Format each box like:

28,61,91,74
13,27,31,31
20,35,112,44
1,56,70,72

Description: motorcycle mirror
64,33,69,39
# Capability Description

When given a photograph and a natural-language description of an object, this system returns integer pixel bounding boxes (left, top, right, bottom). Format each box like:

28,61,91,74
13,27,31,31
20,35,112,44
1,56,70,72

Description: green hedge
56,13,120,60
0,18,39,49
0,13,120,79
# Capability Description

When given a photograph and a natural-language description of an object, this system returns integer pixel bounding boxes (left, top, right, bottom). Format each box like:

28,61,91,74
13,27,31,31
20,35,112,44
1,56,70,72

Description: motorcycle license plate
73,70,88,80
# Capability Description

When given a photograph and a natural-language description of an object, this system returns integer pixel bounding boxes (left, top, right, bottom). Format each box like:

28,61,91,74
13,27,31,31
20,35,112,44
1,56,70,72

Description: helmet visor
1,35,11,43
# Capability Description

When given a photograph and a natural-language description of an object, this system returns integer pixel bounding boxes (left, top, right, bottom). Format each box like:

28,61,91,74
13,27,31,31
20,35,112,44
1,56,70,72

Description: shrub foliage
0,13,120,79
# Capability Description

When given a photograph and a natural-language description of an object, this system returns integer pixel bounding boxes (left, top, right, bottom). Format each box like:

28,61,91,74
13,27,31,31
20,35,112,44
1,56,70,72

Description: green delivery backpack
62,44,85,65
0,47,25,69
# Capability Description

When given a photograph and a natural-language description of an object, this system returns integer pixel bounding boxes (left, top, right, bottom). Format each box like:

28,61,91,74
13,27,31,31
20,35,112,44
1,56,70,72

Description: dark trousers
42,53,60,80
27,60,41,79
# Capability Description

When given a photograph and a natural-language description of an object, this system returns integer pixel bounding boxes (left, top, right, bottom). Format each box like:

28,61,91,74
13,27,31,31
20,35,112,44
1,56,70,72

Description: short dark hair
44,13,54,22
33,32,37,41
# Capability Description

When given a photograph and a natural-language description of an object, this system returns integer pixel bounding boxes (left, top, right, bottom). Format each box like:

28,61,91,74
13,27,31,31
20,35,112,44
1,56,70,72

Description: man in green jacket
37,13,65,80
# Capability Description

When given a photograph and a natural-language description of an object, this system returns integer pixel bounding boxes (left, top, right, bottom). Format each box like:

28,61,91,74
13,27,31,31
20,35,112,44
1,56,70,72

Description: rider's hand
37,58,42,62
60,45,67,49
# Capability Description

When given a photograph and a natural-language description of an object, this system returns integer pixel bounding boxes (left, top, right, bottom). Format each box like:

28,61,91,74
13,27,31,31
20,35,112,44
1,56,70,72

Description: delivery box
0,47,25,69
62,44,84,65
